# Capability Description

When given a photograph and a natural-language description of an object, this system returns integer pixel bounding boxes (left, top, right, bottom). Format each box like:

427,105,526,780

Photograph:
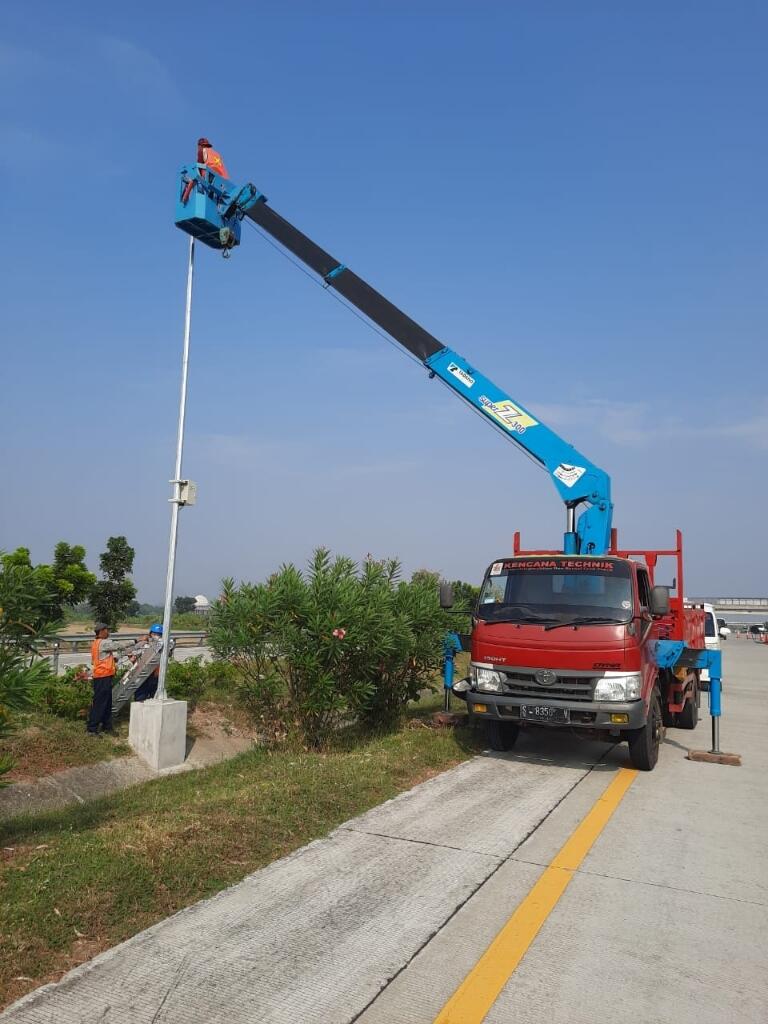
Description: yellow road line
433,767,638,1024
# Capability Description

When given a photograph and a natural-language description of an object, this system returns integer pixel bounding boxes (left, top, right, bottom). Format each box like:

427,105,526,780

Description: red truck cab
462,531,704,770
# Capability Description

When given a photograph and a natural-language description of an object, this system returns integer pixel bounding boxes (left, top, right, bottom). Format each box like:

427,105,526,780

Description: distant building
194,594,211,615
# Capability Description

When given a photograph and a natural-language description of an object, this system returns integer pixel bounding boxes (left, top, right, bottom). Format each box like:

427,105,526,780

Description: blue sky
1,0,766,601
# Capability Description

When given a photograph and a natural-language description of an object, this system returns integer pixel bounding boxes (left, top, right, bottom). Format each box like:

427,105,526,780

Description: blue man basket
175,166,242,251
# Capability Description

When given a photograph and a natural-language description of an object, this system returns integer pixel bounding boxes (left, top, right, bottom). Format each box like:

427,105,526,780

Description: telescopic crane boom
175,163,613,555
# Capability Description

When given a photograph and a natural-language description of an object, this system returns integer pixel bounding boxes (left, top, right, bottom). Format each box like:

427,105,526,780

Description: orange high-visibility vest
203,147,228,179
91,639,116,678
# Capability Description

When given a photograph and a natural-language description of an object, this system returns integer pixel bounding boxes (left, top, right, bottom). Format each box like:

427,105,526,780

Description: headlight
593,674,641,702
471,665,505,693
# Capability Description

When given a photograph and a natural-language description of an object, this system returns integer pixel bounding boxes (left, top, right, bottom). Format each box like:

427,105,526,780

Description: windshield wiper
544,616,625,632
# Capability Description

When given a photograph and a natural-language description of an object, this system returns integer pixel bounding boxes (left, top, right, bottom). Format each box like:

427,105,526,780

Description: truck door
635,567,656,701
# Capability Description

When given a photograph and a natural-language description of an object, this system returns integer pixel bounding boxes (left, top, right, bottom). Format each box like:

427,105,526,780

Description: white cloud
528,398,768,450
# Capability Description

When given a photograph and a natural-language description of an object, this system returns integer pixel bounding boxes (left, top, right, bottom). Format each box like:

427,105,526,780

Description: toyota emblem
535,669,557,686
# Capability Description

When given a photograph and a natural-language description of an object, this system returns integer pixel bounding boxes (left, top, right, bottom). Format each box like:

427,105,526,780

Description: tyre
484,719,519,752
676,682,699,730
628,691,662,771
659,670,675,726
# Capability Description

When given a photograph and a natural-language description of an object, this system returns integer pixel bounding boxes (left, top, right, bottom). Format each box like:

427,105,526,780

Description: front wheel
483,719,519,752
627,691,662,771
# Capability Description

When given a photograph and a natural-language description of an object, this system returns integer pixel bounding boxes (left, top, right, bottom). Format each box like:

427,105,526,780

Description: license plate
521,705,570,724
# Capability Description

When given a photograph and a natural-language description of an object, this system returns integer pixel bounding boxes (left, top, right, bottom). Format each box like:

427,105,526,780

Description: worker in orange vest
181,137,230,205
198,137,228,178
88,623,139,735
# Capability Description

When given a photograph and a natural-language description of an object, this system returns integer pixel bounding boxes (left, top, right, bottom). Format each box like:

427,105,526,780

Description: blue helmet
149,623,163,636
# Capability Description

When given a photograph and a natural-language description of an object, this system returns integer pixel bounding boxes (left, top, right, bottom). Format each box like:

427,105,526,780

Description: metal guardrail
43,631,208,673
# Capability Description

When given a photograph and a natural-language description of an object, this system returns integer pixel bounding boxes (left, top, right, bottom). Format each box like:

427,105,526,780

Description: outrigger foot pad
431,712,466,728
687,749,742,766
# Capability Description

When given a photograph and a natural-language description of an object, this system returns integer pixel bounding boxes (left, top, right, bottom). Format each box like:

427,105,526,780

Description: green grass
2,714,130,782
0,717,481,1008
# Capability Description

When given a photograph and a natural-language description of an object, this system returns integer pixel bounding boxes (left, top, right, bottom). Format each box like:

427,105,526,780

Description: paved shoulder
1,739,611,1024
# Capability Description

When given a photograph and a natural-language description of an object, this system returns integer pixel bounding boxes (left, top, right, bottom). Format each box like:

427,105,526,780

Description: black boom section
245,202,444,362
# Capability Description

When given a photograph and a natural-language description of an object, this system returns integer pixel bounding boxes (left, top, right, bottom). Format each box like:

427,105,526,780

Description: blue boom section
424,349,612,554
175,167,613,554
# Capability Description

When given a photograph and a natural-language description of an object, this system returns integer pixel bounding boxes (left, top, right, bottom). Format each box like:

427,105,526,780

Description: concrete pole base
129,698,188,771
687,749,742,766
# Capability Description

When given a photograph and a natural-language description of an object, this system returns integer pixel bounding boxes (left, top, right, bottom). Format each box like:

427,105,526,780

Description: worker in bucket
133,623,172,703
181,137,229,204
88,624,140,735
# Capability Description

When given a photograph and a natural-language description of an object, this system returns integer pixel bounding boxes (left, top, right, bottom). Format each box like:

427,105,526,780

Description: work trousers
135,672,159,702
87,676,114,733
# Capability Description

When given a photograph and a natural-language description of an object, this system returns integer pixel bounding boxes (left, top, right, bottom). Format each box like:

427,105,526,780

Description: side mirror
649,585,670,617
439,583,454,609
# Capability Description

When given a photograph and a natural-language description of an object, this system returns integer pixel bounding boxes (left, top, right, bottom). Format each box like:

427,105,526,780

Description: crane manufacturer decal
479,396,538,434
446,363,476,388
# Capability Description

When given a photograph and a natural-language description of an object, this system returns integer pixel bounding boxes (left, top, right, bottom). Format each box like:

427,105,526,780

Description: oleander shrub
208,549,448,747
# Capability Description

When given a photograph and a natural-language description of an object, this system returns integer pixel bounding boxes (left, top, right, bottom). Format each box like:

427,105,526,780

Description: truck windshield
477,558,633,625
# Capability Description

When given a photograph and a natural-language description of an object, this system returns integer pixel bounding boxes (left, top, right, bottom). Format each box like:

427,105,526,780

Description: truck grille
501,670,594,702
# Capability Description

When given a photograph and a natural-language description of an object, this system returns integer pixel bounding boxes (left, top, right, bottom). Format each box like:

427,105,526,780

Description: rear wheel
483,719,519,751
659,670,676,726
676,681,699,730
628,691,662,771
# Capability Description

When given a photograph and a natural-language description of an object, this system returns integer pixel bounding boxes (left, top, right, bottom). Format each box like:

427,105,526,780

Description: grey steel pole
156,236,195,700
711,716,721,755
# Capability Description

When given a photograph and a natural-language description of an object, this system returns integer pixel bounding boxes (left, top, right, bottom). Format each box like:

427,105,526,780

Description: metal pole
156,236,195,700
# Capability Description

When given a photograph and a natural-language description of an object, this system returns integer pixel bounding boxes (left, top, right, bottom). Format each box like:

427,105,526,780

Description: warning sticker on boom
479,396,538,435
553,464,587,488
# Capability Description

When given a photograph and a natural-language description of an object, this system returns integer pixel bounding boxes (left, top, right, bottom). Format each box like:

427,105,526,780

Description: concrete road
4,642,766,1024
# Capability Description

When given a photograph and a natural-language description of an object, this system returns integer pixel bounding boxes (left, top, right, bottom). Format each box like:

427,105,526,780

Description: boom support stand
654,643,741,766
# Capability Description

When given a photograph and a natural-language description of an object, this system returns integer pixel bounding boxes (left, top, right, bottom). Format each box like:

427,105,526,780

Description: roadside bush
200,659,241,693
208,548,449,747
40,664,92,720
1,554,58,780
162,658,241,710
165,658,207,711
349,562,447,729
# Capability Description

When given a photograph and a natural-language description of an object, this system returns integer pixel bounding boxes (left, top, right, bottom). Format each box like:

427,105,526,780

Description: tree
52,543,96,613
0,554,55,782
450,579,481,609
175,595,197,614
411,571,479,632
89,536,137,628
1,544,95,623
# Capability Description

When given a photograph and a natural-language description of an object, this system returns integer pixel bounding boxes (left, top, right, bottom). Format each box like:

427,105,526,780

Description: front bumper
466,691,647,731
